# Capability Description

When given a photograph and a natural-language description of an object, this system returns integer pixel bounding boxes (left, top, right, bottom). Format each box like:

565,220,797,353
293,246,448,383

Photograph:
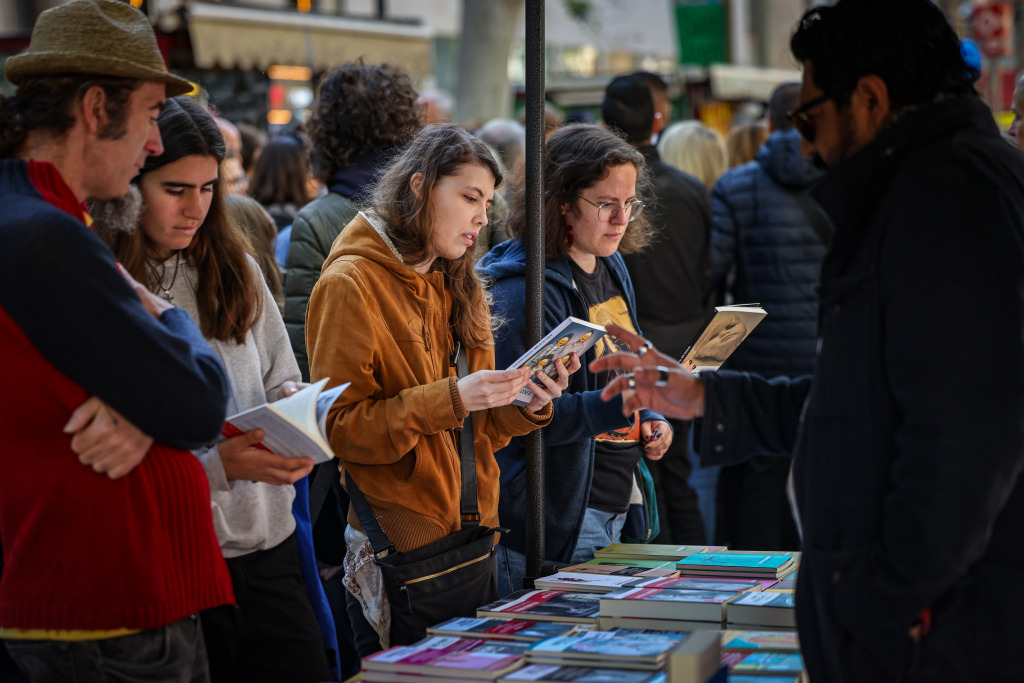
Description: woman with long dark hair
94,96,333,683
305,123,576,655
478,124,672,596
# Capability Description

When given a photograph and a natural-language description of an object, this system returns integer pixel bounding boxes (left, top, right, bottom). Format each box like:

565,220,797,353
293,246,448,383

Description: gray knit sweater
154,254,301,558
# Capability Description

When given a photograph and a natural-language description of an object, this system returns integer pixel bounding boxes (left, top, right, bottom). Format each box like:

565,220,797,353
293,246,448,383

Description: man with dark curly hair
284,60,423,381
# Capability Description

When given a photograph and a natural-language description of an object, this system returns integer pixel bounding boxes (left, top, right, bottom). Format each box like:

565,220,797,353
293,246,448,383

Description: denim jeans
495,543,528,598
569,507,627,565
5,615,208,683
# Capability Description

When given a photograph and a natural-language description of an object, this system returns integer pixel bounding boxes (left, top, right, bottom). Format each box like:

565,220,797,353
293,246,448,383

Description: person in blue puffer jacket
709,82,828,552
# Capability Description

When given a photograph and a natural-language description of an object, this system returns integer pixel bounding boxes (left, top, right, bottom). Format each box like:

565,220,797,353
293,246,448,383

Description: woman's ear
560,200,569,216
410,172,425,199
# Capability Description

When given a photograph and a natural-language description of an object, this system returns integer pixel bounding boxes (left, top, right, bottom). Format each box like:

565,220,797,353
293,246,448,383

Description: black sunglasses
787,94,831,142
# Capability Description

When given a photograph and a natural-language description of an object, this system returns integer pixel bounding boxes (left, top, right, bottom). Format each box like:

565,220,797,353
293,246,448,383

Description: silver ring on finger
637,341,653,358
626,374,636,391
655,366,671,387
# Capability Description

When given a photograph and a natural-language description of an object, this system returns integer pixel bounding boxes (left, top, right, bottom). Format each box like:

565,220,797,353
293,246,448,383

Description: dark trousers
200,534,331,683
344,590,383,659
5,615,208,683
648,419,708,545
716,454,800,551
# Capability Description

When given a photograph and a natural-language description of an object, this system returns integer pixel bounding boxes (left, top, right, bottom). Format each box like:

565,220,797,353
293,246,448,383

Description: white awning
709,63,802,101
186,2,434,77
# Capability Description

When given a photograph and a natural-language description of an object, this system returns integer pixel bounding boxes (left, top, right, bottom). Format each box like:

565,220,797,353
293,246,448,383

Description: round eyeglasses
578,195,645,223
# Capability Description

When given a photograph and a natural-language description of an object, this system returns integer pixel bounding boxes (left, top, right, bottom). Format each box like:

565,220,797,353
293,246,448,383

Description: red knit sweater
0,161,234,630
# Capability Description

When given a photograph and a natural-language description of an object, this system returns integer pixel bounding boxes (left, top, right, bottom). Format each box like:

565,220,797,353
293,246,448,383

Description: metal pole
523,0,546,588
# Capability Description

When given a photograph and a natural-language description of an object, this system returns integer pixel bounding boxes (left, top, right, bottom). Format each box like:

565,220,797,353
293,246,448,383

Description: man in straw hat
0,1,236,680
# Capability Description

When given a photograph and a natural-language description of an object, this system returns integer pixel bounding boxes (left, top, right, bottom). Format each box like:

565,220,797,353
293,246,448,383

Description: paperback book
675,553,796,579
506,316,606,406
477,590,602,625
666,631,723,683
222,377,348,463
599,588,741,624
535,572,653,594
624,576,763,593
361,636,529,680
427,618,581,642
721,630,800,653
525,634,683,670
596,616,720,632
726,592,797,629
679,304,767,374
500,664,666,682
729,652,805,677
564,561,679,578
594,544,709,562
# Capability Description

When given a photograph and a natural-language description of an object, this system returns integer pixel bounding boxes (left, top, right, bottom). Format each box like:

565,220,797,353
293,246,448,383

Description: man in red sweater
0,1,235,680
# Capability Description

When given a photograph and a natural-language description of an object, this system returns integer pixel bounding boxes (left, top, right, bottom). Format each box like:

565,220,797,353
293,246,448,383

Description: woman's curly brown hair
306,60,424,181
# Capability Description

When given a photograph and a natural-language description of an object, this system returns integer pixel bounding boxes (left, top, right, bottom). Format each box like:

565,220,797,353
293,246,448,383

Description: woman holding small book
305,124,576,656
94,97,333,683
477,124,672,597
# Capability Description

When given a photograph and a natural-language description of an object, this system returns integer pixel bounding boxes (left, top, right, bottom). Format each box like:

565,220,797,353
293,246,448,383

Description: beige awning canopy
709,63,802,101
187,2,434,77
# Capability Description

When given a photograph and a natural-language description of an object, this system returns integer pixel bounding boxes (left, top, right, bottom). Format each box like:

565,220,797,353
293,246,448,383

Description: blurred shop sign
971,2,1013,59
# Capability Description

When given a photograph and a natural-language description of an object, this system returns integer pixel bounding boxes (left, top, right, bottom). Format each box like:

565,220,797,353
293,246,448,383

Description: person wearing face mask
95,96,333,683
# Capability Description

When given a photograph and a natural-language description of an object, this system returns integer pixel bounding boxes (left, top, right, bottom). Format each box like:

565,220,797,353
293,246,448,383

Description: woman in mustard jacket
306,124,577,655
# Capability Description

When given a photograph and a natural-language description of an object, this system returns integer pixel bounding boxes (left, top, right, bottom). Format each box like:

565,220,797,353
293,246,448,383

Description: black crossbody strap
308,461,337,527
345,470,396,558
454,341,480,527
343,339,481,558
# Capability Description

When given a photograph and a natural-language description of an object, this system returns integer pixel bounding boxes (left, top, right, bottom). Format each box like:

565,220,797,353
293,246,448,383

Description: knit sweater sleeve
0,209,229,449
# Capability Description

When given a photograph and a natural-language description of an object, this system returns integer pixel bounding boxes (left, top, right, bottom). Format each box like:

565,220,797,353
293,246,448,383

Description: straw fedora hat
5,0,192,97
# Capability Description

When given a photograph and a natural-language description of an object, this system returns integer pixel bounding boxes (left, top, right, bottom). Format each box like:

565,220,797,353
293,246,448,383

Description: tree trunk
454,0,526,125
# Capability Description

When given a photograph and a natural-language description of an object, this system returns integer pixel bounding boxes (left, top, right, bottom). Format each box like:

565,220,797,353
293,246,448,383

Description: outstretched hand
589,324,706,420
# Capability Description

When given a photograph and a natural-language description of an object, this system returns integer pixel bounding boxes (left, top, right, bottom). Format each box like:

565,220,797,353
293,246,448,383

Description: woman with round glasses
478,124,672,596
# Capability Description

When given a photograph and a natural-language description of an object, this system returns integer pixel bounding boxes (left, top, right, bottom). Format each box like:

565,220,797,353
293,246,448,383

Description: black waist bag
345,342,499,646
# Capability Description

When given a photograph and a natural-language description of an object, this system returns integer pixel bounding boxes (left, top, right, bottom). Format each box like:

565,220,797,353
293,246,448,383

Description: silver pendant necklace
152,252,181,303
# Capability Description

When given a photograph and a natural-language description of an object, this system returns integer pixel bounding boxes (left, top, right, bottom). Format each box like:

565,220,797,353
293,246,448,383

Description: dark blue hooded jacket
710,128,827,377
477,239,664,562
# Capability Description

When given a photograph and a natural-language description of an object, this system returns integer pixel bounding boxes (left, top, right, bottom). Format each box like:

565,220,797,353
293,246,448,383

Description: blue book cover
676,553,793,571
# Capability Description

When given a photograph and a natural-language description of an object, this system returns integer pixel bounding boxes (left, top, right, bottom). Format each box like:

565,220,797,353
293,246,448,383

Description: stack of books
594,544,710,563
523,633,684,671
562,560,680,578
725,592,797,630
499,666,668,682
598,587,742,631
534,571,657,594
675,553,798,581
476,590,602,626
427,617,581,641
720,630,805,681
360,636,529,681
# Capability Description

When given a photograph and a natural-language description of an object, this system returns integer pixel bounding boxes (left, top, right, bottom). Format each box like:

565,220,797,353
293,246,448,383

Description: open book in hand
221,378,349,464
506,316,606,407
679,304,767,374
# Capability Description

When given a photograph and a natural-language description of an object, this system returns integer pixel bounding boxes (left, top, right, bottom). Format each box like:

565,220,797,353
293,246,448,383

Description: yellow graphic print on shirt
588,294,641,444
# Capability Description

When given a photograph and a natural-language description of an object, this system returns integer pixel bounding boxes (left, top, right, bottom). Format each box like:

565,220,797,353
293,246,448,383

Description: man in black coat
593,1,1024,680
604,74,714,545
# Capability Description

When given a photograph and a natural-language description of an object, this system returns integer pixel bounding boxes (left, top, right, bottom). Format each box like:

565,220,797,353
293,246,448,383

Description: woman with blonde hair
657,120,728,191
726,121,770,168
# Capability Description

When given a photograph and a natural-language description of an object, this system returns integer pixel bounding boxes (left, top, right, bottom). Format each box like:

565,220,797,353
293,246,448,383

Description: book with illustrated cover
599,588,741,624
561,562,679,578
500,664,665,682
525,634,681,670
477,590,601,625
507,316,606,406
361,636,528,680
675,553,796,579
534,572,654,594
679,304,767,374
427,618,580,642
726,592,797,629
624,576,763,593
721,630,800,653
594,544,708,562
729,652,804,677
586,558,683,571
222,378,348,463
596,616,720,632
